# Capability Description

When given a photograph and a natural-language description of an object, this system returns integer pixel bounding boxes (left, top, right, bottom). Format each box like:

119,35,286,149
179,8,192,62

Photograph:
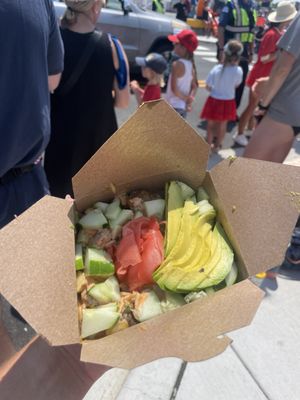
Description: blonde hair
61,0,104,27
224,40,243,66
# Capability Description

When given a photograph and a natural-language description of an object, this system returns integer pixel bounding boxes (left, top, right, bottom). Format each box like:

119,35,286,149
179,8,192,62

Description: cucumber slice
94,202,109,213
197,187,210,202
177,182,195,200
97,302,118,312
88,276,121,304
204,287,216,295
81,307,120,338
75,244,84,271
144,199,165,220
105,198,121,220
85,248,115,277
134,211,144,219
79,209,107,229
225,262,238,286
110,209,134,229
132,291,162,322
111,225,122,240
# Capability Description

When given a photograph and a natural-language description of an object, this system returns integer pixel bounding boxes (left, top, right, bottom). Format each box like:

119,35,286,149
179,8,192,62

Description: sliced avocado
164,181,184,257
225,261,238,286
153,200,214,287
195,223,234,290
85,247,115,277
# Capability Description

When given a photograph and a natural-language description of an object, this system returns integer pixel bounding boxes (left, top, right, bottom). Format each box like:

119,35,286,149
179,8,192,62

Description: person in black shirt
44,0,130,198
174,0,188,21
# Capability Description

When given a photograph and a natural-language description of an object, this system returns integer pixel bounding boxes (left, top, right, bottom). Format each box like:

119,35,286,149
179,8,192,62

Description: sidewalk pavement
83,118,300,399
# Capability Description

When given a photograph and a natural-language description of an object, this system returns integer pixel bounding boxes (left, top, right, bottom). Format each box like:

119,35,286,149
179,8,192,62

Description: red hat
168,29,198,53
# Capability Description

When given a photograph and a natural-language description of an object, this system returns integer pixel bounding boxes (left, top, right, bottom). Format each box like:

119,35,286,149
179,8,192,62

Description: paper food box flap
80,280,264,369
0,196,79,346
72,100,210,211
209,158,300,277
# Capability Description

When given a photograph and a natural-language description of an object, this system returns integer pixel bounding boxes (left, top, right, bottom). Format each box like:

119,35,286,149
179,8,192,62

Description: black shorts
293,126,300,136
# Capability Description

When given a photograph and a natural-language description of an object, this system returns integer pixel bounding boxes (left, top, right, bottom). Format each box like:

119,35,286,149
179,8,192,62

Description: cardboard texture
81,280,264,368
0,196,79,346
1,100,300,369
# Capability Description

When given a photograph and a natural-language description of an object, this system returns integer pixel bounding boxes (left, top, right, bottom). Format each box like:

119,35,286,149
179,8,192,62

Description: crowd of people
1,0,300,396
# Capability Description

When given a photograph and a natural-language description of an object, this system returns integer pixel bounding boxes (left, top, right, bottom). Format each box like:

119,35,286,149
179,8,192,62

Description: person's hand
186,95,194,112
254,101,269,124
130,80,140,93
252,77,269,98
0,334,110,400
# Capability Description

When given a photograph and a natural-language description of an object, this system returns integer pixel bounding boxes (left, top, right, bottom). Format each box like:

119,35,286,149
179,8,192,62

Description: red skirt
200,96,237,121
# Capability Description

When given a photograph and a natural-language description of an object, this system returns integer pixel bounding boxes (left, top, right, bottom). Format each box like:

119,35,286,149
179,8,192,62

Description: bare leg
238,88,258,135
243,114,294,163
247,115,255,131
206,120,215,146
215,121,227,148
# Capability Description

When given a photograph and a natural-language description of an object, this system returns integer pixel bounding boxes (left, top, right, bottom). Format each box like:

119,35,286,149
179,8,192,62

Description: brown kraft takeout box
1,100,300,370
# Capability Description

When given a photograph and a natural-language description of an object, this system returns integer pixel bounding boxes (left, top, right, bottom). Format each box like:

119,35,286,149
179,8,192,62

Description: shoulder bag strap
58,31,102,96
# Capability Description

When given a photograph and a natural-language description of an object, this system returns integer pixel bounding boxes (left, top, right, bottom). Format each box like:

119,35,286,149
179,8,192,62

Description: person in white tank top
165,29,198,118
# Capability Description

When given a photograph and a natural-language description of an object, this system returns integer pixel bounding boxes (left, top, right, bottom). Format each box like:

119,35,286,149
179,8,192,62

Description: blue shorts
0,163,49,229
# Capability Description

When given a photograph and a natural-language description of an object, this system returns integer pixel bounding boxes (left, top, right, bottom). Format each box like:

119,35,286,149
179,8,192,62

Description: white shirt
165,59,193,110
206,64,243,100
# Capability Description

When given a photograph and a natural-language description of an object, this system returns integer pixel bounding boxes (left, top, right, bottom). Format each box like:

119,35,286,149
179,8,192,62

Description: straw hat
268,1,297,23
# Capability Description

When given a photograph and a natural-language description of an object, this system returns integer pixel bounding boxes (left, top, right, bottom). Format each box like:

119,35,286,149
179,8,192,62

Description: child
130,53,167,106
165,29,198,118
200,40,243,152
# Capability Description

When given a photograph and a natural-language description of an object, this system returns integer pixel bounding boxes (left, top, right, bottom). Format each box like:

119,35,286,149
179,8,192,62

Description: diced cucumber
144,199,165,220
197,187,210,202
105,198,121,220
81,307,120,339
189,195,197,203
94,202,109,213
134,211,144,219
75,244,84,271
177,182,195,200
111,225,122,240
110,209,134,229
160,292,185,313
97,302,118,312
225,262,238,286
184,291,207,303
204,287,216,295
88,276,121,304
85,248,115,277
79,209,107,229
132,291,162,322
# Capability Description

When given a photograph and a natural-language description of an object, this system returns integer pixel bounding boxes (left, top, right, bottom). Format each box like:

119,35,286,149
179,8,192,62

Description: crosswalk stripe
202,57,217,63
196,45,210,51
194,51,216,57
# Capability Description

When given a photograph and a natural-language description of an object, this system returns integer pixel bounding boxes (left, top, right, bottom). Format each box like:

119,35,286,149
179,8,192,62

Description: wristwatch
258,101,269,111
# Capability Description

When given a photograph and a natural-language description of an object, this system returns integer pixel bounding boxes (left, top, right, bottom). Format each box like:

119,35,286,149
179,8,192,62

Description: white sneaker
234,133,249,147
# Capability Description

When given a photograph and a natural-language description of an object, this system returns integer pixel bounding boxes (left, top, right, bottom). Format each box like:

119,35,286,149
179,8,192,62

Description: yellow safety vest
153,0,164,13
225,0,256,43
